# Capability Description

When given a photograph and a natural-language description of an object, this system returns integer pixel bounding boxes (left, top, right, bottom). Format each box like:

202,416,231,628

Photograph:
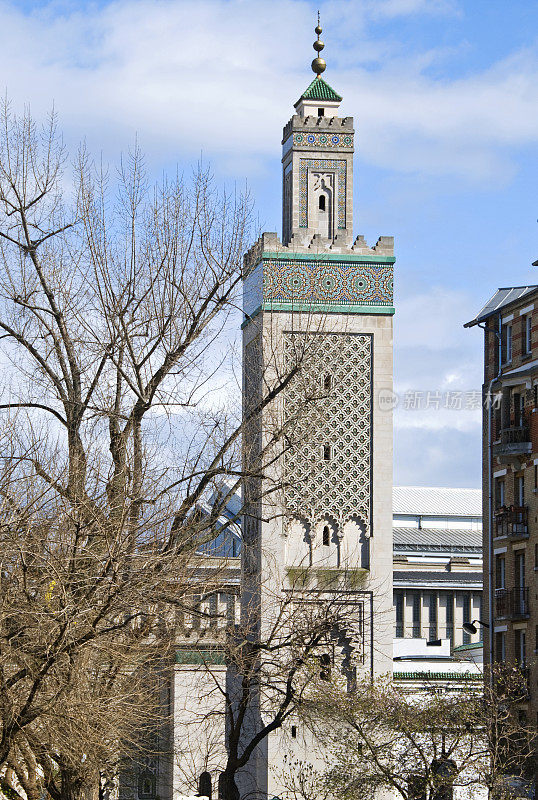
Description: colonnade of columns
395,589,482,648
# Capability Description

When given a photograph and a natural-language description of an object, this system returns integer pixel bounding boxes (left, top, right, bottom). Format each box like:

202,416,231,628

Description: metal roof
394,571,483,586
393,527,481,551
464,286,538,328
393,486,482,517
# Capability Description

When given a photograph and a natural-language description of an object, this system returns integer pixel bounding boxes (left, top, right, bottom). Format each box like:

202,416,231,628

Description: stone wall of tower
282,115,354,247
241,268,394,798
241,253,394,662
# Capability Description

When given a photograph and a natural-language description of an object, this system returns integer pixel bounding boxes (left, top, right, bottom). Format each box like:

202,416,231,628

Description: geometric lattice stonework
283,332,371,530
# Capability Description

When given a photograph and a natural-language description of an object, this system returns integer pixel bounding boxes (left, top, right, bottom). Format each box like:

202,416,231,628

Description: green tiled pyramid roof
296,77,342,105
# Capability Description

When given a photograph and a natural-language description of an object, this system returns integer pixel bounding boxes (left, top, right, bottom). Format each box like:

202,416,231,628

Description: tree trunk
218,769,240,800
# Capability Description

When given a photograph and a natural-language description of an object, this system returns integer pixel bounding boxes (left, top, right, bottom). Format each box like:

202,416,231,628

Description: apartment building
466,285,538,711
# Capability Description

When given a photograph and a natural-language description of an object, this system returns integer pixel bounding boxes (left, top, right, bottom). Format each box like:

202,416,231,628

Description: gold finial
311,11,326,77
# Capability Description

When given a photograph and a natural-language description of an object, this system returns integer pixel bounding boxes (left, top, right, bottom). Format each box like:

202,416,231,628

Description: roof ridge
394,486,480,491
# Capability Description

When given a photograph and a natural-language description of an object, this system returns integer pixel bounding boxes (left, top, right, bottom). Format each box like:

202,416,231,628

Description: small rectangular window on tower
318,107,325,117
323,444,331,461
323,373,332,392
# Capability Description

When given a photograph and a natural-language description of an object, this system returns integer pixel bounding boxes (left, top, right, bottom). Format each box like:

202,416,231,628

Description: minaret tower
282,15,355,248
241,20,395,795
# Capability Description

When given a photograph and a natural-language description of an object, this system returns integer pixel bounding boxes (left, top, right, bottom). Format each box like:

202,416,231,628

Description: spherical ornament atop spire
311,57,326,75
312,12,326,76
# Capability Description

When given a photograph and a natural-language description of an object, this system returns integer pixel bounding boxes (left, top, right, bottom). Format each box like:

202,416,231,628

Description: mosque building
158,21,396,800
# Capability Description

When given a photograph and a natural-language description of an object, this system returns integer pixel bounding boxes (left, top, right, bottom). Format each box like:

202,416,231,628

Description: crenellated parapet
243,232,394,274
242,231,394,321
282,114,354,148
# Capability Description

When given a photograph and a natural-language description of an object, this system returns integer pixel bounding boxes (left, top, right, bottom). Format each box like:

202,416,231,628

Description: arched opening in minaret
199,772,212,800
319,652,331,681
322,525,330,546
313,516,338,567
317,179,333,239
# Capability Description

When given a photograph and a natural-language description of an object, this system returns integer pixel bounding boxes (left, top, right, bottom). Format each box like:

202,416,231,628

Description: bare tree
0,101,306,800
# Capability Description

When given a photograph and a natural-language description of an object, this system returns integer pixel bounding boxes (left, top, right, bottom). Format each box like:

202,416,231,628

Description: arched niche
309,171,335,240
285,515,311,567
341,515,370,570
318,624,359,692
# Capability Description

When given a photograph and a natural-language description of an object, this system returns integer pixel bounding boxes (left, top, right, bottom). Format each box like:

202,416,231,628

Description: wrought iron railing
500,425,530,445
495,506,528,537
495,587,529,619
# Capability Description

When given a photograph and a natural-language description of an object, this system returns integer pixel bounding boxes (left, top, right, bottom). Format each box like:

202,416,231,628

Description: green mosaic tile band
292,132,354,150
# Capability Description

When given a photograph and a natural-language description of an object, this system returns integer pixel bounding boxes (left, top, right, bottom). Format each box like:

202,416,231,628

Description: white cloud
395,286,476,350
365,0,460,19
392,285,484,443
0,0,536,183
394,426,481,486
394,404,481,433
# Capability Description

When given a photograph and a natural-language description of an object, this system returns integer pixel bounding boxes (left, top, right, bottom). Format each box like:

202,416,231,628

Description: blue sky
2,0,538,488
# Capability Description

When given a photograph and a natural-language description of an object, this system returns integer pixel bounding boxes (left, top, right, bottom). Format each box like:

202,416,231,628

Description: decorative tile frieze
263,259,393,306
291,132,354,151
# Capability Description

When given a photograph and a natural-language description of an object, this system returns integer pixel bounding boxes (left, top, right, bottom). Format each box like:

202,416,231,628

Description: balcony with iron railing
495,506,529,539
495,587,530,620
493,425,532,461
